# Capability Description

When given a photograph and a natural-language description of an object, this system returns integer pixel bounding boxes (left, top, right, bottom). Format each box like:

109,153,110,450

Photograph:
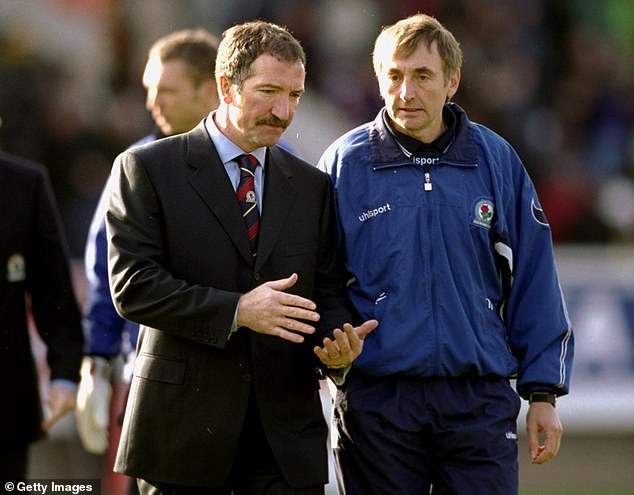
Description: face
216,54,305,151
143,57,218,136
377,40,460,143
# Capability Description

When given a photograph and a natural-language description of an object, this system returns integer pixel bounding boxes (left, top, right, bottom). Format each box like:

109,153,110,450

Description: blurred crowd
1,0,633,254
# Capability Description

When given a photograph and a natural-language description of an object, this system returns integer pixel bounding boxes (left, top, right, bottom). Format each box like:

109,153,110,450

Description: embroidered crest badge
7,253,26,282
531,198,549,226
473,199,494,229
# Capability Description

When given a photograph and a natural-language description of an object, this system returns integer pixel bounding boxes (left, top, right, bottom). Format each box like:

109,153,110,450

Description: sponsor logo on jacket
358,203,392,222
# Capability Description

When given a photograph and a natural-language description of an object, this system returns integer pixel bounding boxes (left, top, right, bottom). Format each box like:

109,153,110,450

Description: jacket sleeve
493,146,574,399
28,166,83,383
105,150,240,348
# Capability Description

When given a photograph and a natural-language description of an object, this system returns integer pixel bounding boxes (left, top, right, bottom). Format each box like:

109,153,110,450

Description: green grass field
29,430,634,495
518,434,634,495
522,488,632,495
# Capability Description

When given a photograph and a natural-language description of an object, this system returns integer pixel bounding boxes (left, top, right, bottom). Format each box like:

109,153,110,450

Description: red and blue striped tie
235,154,260,256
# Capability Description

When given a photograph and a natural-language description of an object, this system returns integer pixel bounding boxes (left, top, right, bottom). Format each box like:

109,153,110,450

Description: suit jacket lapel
256,147,296,271
185,122,253,264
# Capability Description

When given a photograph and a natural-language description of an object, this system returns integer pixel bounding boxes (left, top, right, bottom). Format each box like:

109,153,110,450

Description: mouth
399,107,423,114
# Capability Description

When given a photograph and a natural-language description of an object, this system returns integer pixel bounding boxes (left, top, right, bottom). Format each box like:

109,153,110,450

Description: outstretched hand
314,319,378,369
237,273,320,343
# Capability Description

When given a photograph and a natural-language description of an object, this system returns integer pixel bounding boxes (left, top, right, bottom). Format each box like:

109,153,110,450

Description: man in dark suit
0,151,83,480
106,20,377,495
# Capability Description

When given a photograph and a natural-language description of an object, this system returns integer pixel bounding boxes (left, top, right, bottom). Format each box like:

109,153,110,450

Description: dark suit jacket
0,152,83,448
107,122,353,488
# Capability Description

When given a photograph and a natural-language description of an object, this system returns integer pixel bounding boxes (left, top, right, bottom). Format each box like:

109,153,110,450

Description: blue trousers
333,373,521,495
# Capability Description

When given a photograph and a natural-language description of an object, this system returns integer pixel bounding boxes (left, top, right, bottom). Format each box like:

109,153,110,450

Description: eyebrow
389,68,438,84
386,65,435,75
255,82,305,94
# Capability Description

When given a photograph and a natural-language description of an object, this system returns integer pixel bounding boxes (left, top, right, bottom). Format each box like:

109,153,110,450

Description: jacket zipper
423,167,432,191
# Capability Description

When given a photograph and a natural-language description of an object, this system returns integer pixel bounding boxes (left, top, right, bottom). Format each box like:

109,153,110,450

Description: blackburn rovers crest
473,199,494,229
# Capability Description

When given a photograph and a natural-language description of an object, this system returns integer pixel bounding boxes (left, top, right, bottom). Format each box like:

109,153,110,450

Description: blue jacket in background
317,103,573,398
83,132,161,357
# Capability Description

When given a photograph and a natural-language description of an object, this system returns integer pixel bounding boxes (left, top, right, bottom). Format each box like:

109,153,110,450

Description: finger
541,426,562,460
353,319,379,339
527,427,541,463
314,337,339,361
321,336,341,356
280,301,320,321
528,428,559,464
313,344,344,367
313,346,330,362
530,445,547,464
266,273,299,292
531,442,557,464
279,317,316,335
333,328,355,356
278,292,318,313
270,326,306,344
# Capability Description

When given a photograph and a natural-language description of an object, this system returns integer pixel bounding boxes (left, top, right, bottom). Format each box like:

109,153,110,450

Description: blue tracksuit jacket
83,132,161,357
318,103,573,398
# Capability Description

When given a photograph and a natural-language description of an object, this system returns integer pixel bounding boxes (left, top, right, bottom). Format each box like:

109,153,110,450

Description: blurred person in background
0,150,83,481
318,13,574,495
76,27,220,491
106,20,376,495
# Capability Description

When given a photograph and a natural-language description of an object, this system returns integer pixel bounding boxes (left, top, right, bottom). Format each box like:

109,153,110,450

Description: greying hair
373,14,462,83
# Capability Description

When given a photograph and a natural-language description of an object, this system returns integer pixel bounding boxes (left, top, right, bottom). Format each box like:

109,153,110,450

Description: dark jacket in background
0,152,83,447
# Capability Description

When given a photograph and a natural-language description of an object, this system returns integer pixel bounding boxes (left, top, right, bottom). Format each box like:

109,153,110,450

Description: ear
219,75,233,104
447,68,461,100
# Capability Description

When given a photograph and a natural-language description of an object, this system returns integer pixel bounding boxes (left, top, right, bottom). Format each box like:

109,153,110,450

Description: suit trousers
137,388,325,495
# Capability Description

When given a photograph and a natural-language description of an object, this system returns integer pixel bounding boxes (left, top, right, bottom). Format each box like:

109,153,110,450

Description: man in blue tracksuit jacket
318,14,573,495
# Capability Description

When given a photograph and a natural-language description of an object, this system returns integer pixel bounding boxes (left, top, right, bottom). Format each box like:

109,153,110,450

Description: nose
271,95,294,121
399,78,414,101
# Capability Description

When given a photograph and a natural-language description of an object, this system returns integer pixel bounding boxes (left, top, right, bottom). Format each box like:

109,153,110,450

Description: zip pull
424,171,432,191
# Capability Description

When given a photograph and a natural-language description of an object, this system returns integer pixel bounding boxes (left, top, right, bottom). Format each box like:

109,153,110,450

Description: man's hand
41,384,77,432
237,273,320,343
526,402,563,464
75,356,112,454
314,320,378,369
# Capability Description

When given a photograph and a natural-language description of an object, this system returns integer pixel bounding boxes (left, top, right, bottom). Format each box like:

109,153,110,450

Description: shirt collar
383,104,457,156
204,112,267,167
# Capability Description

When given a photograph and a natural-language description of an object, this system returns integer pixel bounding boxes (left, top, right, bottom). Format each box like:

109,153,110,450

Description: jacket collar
369,103,478,167
183,121,296,269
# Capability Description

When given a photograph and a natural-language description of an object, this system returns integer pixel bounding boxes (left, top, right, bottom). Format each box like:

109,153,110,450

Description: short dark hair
149,28,219,87
215,20,306,88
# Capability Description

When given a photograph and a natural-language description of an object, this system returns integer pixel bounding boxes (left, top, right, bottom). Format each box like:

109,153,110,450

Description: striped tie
235,154,260,255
